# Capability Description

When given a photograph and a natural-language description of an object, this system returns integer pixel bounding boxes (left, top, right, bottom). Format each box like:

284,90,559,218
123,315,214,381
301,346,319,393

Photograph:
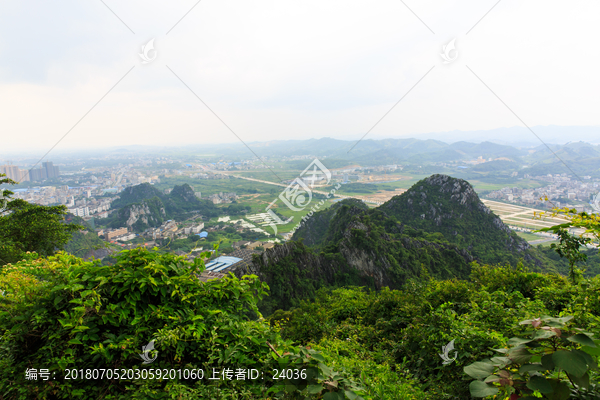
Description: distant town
484,173,599,213
3,138,600,274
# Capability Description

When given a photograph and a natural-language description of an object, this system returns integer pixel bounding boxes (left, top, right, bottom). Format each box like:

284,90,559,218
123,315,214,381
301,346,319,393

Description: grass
155,175,282,197
266,198,336,234
234,170,300,183
515,231,546,242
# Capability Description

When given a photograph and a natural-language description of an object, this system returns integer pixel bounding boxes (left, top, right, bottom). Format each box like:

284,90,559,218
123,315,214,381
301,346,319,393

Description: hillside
100,183,219,232
380,174,548,267
292,198,369,246
241,175,562,313
63,214,115,260
110,183,164,209
239,198,475,314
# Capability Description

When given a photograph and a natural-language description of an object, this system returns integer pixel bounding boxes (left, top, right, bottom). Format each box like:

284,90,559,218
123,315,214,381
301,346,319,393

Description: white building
191,223,205,233
69,206,90,217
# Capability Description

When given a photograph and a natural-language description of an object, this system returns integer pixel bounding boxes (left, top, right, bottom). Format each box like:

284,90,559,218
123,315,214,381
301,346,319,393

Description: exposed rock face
115,197,166,230
107,183,218,233
236,174,553,312
235,241,342,283
124,202,165,227
382,174,537,263
236,220,474,291
413,175,511,235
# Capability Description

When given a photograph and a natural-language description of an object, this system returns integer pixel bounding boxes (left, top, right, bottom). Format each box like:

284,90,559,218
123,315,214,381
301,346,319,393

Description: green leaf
526,375,552,393
490,357,511,367
323,392,343,400
568,333,597,348
306,384,323,394
508,347,533,364
543,315,573,327
533,330,557,340
546,380,570,400
344,390,358,400
573,349,598,371
552,350,588,378
541,354,555,370
464,362,495,379
469,381,499,398
68,338,83,345
492,348,509,354
508,337,532,346
569,372,589,390
519,363,547,373
582,345,600,357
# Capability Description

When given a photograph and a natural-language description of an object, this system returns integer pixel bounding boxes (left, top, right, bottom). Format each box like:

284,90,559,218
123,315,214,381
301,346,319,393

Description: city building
69,206,90,217
105,227,128,240
0,164,30,182
191,223,205,233
28,161,60,181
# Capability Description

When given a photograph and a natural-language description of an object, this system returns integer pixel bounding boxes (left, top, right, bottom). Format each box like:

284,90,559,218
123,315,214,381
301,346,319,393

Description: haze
1,0,599,154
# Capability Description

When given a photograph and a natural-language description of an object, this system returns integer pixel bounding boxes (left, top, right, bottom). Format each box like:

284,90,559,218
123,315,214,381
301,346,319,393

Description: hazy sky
1,0,598,153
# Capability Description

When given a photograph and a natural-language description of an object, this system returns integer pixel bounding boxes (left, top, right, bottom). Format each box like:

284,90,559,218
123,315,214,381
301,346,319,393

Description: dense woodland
1,173,599,399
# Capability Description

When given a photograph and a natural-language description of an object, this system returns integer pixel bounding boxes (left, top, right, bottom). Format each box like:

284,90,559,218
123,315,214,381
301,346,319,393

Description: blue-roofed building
196,231,208,238
204,256,243,273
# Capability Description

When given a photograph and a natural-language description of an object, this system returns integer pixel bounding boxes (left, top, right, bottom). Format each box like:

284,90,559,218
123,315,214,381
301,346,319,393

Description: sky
1,0,599,154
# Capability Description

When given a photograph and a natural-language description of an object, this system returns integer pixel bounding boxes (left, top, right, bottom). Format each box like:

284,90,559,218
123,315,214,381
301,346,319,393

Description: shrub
465,315,600,399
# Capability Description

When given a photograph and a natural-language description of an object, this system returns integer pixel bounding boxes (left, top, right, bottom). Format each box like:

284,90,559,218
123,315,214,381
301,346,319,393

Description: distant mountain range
11,125,598,178
402,125,600,147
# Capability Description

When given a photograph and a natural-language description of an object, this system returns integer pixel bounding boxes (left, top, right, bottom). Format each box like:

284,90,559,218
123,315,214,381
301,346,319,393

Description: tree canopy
0,173,83,265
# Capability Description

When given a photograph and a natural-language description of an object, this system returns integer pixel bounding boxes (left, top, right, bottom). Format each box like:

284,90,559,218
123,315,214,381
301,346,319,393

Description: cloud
1,0,598,153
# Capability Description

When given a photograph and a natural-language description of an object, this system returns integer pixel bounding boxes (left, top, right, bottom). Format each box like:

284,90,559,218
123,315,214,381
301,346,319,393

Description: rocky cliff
381,174,541,266
103,183,218,232
236,200,475,313
113,197,167,231
241,175,557,313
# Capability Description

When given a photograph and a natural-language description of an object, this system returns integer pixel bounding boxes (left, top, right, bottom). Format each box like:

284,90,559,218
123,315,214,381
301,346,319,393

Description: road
224,173,385,205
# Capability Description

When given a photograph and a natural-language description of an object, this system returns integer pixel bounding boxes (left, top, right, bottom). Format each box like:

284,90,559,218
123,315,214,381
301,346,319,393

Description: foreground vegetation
2,249,599,399
270,263,600,399
0,249,368,399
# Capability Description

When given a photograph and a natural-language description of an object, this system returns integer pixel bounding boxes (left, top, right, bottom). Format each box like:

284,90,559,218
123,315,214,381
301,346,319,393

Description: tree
535,206,597,283
0,173,83,265
0,173,15,212
0,248,365,399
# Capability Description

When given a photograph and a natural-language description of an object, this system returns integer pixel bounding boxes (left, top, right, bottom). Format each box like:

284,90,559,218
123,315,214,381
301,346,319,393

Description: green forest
1,173,599,399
